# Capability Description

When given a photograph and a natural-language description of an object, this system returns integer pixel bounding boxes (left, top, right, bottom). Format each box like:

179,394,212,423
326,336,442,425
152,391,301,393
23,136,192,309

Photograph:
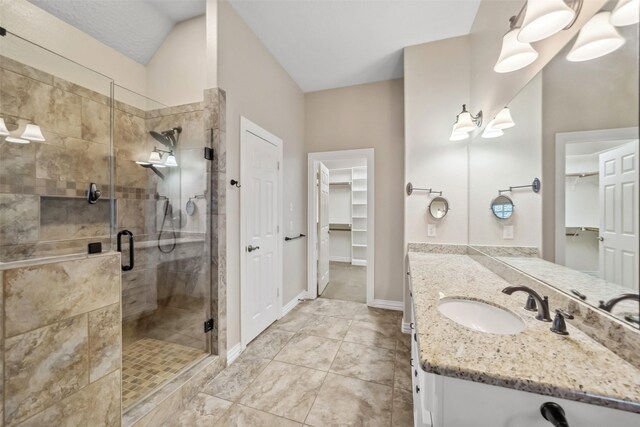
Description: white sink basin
437,298,525,335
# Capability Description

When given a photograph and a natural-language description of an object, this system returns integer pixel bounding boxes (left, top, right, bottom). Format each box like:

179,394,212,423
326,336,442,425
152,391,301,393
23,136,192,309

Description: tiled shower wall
0,253,122,426
0,55,113,261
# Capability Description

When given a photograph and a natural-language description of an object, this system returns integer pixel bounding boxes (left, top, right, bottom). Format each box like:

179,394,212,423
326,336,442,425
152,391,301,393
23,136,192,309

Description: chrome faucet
599,293,640,312
502,286,552,322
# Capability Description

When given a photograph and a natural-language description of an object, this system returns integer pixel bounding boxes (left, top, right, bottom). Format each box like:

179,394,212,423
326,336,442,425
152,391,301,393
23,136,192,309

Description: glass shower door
0,29,114,263
113,85,212,409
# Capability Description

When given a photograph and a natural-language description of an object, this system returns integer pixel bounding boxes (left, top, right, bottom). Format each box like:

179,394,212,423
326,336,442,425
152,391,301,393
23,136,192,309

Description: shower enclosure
1,28,217,414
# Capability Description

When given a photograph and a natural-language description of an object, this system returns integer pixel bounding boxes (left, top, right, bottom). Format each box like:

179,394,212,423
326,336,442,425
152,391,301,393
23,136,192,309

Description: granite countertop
408,251,640,413
495,256,639,315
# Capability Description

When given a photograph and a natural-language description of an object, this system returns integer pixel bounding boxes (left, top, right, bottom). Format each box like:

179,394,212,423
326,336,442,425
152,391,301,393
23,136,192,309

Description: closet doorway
307,149,374,305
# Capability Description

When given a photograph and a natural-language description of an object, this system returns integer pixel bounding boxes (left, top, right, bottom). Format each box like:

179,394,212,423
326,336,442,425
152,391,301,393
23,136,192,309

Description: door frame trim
239,116,284,349
307,149,375,306
554,127,637,265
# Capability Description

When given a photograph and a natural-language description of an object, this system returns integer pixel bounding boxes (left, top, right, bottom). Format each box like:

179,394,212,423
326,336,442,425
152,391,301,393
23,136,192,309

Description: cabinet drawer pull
413,333,417,342
415,385,420,394
410,358,413,367
414,369,418,377
410,322,414,329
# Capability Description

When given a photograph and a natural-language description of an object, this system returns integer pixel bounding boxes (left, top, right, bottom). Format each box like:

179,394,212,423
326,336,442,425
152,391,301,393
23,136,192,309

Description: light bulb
518,0,576,43
567,12,625,62
494,29,539,73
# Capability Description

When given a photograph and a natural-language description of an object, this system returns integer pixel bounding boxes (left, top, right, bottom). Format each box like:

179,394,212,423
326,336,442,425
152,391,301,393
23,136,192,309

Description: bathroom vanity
407,246,640,427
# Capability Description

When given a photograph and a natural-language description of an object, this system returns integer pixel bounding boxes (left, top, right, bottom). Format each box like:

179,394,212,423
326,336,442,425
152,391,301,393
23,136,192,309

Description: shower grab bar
117,230,134,271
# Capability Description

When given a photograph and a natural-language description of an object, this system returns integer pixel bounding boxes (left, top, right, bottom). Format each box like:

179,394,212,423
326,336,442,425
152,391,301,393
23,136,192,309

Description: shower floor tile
122,338,206,409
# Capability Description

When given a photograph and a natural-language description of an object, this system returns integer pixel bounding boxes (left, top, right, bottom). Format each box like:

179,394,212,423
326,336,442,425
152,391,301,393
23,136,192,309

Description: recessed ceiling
229,0,481,92
28,0,206,64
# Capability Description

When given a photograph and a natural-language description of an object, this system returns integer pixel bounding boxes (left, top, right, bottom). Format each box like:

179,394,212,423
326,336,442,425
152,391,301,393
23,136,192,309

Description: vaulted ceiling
28,0,206,64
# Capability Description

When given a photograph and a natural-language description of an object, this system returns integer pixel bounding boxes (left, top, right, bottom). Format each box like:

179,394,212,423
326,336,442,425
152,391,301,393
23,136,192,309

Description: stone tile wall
0,252,122,426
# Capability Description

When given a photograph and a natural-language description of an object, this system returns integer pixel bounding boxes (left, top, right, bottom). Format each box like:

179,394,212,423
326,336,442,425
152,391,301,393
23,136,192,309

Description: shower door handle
117,230,134,271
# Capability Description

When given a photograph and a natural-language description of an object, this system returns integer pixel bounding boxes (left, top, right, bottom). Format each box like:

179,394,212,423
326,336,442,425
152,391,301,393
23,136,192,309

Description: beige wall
146,15,207,106
403,35,470,317
218,0,306,350
305,79,405,302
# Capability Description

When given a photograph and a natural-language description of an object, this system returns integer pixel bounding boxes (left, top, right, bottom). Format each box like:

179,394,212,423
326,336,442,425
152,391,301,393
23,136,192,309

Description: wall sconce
494,0,582,73
566,11,626,62
0,118,46,143
136,148,178,169
610,0,639,26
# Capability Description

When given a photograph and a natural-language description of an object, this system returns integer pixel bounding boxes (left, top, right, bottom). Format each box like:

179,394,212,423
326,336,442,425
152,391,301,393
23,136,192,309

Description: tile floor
320,261,367,303
163,298,414,426
122,338,207,409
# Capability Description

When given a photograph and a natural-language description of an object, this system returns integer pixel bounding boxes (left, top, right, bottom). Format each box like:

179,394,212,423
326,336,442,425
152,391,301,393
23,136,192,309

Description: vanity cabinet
407,276,640,427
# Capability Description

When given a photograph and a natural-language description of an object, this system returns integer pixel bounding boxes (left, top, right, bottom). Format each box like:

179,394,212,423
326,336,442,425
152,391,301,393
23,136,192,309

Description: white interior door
242,122,281,344
599,140,639,289
318,162,330,295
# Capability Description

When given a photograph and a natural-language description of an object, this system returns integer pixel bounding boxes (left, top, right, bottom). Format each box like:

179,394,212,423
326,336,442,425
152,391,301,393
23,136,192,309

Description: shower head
150,126,182,149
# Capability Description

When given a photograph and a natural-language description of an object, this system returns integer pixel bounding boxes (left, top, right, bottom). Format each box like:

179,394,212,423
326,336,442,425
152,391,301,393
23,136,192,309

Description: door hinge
277,161,280,170
204,147,214,161
204,318,214,333
277,288,280,297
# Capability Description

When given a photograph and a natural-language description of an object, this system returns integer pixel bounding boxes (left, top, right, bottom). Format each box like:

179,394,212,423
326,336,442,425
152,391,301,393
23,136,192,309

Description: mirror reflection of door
317,162,330,295
564,137,639,289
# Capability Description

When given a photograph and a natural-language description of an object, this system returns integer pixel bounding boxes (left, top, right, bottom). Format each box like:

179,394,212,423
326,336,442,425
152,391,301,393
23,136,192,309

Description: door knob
598,236,604,241
247,245,260,252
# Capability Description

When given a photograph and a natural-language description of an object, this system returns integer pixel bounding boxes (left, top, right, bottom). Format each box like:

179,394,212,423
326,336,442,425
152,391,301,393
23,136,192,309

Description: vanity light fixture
1,120,46,143
481,120,505,139
449,124,470,141
518,0,581,43
492,107,516,130
495,0,582,73
610,0,639,26
0,118,9,136
567,12,626,62
453,104,482,134
494,29,539,73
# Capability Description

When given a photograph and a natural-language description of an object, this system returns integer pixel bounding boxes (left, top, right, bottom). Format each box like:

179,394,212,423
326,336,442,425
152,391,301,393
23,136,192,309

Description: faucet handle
524,295,538,312
550,309,574,335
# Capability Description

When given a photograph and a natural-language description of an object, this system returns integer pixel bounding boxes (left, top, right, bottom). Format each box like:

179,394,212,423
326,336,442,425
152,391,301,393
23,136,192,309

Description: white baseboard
352,259,367,266
282,290,308,316
401,322,411,334
370,299,403,311
227,343,242,365
330,256,351,263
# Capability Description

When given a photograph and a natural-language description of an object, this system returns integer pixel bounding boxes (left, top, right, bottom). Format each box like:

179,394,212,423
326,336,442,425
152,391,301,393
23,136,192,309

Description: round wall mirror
491,195,514,219
428,196,449,219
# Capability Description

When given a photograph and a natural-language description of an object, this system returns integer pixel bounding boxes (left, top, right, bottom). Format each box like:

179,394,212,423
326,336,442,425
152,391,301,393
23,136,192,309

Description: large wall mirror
469,8,639,328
